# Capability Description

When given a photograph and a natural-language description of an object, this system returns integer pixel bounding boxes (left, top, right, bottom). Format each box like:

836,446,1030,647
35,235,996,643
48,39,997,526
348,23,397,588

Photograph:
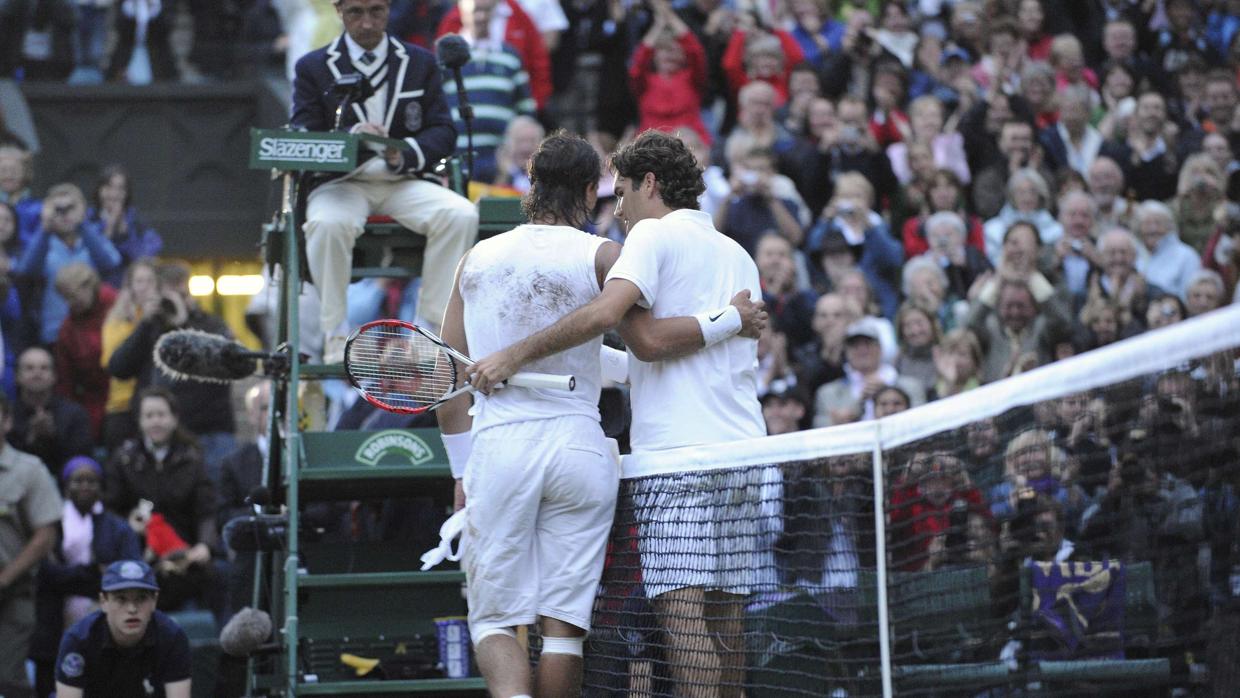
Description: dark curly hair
609,130,705,211
521,131,600,229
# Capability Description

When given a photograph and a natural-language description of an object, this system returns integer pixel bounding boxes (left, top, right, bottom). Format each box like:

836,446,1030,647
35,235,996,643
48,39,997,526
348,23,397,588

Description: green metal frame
248,129,475,696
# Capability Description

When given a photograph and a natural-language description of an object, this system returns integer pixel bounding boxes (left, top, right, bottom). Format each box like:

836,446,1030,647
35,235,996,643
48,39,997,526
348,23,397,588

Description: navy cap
101,560,160,592
940,46,970,65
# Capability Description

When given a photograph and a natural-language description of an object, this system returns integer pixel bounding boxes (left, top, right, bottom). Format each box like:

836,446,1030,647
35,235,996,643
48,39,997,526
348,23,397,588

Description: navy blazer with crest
291,34,458,178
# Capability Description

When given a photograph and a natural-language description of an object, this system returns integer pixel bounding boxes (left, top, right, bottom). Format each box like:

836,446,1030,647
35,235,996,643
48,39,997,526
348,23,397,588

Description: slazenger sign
258,137,348,164
354,430,435,466
248,128,357,172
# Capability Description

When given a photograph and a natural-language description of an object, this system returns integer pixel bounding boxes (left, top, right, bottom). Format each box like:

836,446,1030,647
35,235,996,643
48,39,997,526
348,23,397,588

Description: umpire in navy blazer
290,0,478,363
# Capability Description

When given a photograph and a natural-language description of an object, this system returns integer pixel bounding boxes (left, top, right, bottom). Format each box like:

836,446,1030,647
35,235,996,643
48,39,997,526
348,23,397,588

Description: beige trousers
304,176,478,334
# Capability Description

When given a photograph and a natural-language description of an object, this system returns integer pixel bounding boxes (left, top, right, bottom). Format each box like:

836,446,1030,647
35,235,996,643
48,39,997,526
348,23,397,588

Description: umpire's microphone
435,33,475,177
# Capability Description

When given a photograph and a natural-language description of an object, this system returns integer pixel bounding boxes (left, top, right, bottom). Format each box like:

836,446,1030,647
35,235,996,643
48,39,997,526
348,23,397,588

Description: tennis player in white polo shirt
467,129,768,698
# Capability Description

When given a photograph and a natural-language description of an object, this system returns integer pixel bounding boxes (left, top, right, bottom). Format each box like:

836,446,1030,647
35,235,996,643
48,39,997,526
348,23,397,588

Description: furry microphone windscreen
435,33,471,70
219,607,273,657
154,329,258,384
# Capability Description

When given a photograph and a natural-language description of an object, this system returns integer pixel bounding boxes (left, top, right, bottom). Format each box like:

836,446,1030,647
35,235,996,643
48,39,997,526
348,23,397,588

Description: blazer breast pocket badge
404,102,422,132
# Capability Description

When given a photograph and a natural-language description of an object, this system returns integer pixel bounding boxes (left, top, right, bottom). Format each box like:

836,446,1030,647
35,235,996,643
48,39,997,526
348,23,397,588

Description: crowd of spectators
2,0,1240,694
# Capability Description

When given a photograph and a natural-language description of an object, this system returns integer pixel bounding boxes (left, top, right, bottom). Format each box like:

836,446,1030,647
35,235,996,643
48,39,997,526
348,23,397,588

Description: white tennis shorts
631,465,781,598
462,414,619,639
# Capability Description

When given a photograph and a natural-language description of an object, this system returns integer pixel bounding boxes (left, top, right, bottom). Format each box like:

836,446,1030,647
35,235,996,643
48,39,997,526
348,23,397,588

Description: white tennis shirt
606,208,766,452
460,224,605,433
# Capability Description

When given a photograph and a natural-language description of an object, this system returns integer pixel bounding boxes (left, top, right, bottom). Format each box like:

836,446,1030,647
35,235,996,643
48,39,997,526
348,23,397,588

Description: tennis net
583,304,1240,698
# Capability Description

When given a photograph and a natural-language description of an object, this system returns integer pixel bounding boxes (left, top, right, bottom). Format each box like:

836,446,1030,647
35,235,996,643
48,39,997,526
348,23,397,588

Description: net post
871,422,894,698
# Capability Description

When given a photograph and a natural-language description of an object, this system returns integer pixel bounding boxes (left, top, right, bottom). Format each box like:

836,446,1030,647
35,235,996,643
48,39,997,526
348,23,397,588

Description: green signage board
301,429,447,470
249,128,410,172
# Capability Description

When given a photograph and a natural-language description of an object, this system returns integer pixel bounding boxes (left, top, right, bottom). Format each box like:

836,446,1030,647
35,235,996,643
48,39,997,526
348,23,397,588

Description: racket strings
346,326,457,409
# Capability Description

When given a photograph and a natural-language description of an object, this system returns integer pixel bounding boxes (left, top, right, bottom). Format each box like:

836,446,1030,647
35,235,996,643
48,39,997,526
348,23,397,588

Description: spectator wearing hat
811,317,925,428
0,392,61,698
31,456,141,697
805,172,903,318
761,378,810,435
54,559,191,698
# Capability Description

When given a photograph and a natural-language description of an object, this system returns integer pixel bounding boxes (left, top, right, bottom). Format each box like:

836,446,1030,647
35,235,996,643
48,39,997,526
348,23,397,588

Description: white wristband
694,305,742,347
442,431,472,479
600,345,629,383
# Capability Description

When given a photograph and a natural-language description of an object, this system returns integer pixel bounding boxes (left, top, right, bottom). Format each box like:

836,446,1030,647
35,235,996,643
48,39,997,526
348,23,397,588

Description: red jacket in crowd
901,213,987,258
888,481,987,572
54,283,116,441
630,31,712,145
721,28,805,106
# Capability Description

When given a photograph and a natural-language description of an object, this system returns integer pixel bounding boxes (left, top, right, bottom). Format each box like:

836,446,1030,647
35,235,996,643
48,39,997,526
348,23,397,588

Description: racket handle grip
508,372,576,392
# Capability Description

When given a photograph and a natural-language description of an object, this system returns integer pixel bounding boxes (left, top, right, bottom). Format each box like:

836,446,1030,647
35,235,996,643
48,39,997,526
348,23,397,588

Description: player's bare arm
435,254,473,511
465,242,766,392
592,239,765,361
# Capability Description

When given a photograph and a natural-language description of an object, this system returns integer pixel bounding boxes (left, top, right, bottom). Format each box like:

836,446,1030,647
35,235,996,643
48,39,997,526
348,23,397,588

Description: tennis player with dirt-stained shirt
467,129,767,698
435,132,764,698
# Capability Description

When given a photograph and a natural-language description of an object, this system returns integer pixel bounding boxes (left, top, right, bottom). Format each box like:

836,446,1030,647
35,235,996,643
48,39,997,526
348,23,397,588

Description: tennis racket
343,319,576,414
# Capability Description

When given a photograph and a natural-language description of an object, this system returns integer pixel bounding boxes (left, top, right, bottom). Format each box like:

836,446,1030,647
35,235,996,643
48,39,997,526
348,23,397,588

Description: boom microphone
220,607,274,657
223,513,287,552
435,33,475,178
434,33,471,71
154,329,264,384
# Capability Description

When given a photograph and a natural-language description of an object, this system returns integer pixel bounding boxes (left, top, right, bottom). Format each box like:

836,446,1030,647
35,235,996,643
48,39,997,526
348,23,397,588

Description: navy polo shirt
55,609,191,697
